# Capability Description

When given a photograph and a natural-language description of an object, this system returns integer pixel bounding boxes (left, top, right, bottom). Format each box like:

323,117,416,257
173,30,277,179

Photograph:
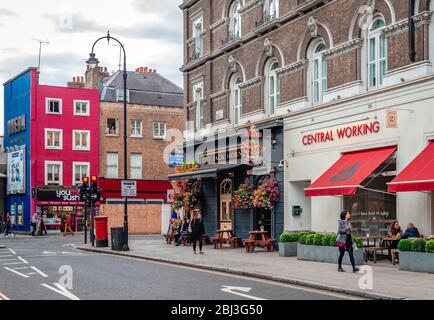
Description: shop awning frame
168,164,247,181
305,146,397,197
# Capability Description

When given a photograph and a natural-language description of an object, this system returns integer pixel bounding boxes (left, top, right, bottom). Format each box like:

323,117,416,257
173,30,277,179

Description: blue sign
169,152,184,168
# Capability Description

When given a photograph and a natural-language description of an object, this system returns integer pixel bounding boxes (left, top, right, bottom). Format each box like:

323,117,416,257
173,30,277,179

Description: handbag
353,242,358,251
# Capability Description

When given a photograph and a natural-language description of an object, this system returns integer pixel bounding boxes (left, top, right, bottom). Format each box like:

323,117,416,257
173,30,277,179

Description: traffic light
79,177,90,202
90,175,101,203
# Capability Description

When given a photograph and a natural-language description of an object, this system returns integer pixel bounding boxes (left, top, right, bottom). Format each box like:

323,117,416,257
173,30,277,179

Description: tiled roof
100,71,183,107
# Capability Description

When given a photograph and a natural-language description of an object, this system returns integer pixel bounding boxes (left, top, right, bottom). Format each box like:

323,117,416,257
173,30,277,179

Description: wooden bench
391,249,399,265
261,239,276,252
364,246,388,263
228,237,241,248
211,237,223,249
243,240,255,253
164,232,176,245
181,235,191,246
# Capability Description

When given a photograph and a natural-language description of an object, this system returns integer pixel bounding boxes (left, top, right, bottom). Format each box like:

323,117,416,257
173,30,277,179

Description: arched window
230,75,242,126
193,18,203,57
193,83,203,131
229,1,241,39
368,19,387,88
265,60,280,116
312,42,327,104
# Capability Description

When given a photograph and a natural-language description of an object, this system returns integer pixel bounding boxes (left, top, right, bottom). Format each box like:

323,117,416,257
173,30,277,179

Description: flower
252,178,280,210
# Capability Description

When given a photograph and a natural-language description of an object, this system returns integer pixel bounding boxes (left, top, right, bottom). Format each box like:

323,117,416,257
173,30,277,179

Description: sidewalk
76,236,434,300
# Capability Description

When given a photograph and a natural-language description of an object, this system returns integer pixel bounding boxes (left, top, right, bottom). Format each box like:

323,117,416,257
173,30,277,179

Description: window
264,0,279,18
46,98,62,114
312,42,327,104
106,118,120,135
73,130,90,151
266,60,280,116
193,82,204,131
45,129,62,150
368,19,387,88
131,120,142,137
229,1,241,39
45,161,62,186
106,153,118,179
74,100,90,116
130,154,142,179
230,76,242,125
116,88,130,102
73,162,90,185
193,16,203,57
153,122,166,139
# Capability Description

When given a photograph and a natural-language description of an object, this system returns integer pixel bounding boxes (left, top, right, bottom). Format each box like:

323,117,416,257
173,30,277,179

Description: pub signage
199,148,242,165
8,114,26,136
302,121,380,146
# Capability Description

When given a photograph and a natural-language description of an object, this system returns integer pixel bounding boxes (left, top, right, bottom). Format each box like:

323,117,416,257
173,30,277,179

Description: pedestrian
63,213,74,236
400,222,420,239
336,211,359,273
5,212,15,237
191,213,205,255
31,213,37,236
38,215,47,236
175,218,191,246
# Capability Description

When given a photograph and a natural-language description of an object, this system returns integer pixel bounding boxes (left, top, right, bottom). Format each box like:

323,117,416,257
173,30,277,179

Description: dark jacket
179,222,190,233
191,219,205,239
400,227,420,239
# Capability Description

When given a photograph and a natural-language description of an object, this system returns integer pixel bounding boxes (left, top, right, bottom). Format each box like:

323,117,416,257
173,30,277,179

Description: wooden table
211,230,241,249
243,231,276,253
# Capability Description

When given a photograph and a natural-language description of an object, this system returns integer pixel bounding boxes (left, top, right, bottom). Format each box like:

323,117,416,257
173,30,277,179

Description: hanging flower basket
252,177,280,209
233,180,254,209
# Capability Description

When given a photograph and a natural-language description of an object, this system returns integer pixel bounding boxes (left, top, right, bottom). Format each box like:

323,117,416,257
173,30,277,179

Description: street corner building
3,68,100,233
78,65,185,234
177,0,434,240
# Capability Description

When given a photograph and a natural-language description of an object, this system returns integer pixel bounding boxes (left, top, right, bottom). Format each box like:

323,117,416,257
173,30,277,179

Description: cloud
131,0,183,17
0,8,16,17
44,9,182,42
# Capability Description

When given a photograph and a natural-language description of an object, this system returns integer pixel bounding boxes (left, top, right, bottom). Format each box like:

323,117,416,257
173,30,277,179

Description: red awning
388,142,434,192
305,146,396,197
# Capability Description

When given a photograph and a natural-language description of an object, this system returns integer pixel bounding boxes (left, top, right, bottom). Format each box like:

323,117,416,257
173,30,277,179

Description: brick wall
100,204,162,234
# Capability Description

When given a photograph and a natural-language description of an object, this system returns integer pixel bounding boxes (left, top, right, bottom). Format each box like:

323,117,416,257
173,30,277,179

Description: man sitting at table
175,219,191,246
400,223,421,239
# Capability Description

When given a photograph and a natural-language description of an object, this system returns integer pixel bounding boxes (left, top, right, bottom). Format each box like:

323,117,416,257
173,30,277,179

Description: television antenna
32,38,50,73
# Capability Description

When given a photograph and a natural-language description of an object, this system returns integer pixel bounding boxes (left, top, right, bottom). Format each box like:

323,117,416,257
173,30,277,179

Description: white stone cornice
239,0,264,15
384,11,432,37
239,76,264,89
322,38,363,59
210,18,229,31
276,59,308,75
413,11,433,27
210,89,229,100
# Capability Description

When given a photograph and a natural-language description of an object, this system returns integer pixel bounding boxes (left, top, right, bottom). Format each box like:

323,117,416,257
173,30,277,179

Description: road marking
18,256,28,264
41,283,80,300
8,248,16,254
221,286,266,300
4,267,30,278
3,262,25,266
7,267,28,270
30,266,49,278
0,292,10,300
0,259,18,262
0,255,13,258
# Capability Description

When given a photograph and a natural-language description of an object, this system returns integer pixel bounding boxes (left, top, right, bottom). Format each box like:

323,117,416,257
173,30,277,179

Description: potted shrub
399,239,434,273
278,232,300,257
297,233,364,266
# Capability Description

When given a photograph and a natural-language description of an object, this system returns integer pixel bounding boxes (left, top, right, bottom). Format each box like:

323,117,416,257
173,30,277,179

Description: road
0,235,358,300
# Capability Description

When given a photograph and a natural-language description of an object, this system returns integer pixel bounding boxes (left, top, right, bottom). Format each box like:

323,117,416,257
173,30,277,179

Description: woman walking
191,213,205,255
336,211,359,273
63,213,74,236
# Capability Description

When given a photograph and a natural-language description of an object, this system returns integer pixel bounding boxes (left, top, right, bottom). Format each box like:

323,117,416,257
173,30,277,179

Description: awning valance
388,142,434,192
305,146,397,197
168,164,245,181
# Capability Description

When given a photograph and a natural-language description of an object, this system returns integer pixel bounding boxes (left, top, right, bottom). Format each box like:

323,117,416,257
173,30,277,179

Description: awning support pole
359,186,397,196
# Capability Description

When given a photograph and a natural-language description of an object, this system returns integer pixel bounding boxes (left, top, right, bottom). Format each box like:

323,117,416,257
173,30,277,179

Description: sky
0,0,184,135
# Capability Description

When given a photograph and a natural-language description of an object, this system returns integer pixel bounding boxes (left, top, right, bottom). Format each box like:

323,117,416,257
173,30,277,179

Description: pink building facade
32,72,100,232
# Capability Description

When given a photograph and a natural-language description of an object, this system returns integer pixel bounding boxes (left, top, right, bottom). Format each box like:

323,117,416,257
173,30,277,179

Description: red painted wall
31,84,100,188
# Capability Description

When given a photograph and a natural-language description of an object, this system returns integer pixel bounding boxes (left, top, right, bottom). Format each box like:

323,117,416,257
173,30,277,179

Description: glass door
220,179,233,231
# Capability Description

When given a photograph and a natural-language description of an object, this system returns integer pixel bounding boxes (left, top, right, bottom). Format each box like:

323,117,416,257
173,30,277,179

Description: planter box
297,244,364,266
399,251,434,273
279,242,298,257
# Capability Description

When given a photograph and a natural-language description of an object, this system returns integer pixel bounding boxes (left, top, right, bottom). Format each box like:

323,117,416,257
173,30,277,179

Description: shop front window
344,159,396,237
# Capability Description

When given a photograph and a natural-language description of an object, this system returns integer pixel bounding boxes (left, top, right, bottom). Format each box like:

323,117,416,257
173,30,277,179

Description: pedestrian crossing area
0,246,48,279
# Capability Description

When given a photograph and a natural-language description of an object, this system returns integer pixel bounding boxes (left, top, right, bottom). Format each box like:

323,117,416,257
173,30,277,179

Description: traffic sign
121,180,137,197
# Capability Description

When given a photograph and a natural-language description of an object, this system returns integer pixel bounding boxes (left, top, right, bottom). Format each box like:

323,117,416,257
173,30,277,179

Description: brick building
176,0,434,239
81,66,185,204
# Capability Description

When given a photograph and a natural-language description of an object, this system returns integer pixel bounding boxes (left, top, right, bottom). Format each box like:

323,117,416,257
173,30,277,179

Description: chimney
67,76,85,88
84,65,110,89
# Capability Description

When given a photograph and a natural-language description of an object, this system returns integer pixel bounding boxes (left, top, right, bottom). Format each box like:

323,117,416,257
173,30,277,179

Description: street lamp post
86,31,129,251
